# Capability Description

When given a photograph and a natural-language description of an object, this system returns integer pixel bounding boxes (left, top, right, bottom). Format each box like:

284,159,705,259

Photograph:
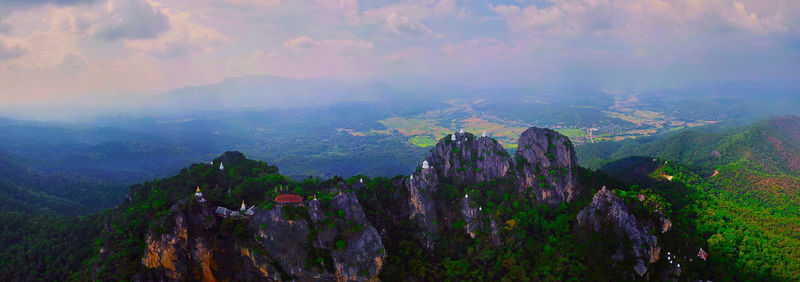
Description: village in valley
335,95,720,150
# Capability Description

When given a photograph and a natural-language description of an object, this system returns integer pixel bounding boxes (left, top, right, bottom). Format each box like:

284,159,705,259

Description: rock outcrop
425,132,512,183
398,128,581,249
577,187,670,277
140,190,385,281
515,127,579,204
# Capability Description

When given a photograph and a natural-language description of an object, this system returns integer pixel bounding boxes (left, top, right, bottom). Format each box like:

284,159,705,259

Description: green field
409,135,438,147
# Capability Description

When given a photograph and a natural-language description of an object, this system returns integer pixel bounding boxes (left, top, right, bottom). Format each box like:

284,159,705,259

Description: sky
0,0,798,108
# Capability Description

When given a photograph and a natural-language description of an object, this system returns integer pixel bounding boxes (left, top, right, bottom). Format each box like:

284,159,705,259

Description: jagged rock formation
515,127,579,204
398,128,580,249
139,191,385,281
425,132,512,183
306,191,385,281
402,165,439,249
577,187,670,277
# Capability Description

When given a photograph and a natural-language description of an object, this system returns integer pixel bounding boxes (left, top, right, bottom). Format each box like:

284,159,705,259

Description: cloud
490,0,616,37
222,0,280,7
283,36,318,49
124,9,227,57
283,36,373,52
0,40,26,59
384,13,433,37
93,0,170,41
0,0,99,8
492,0,793,40
56,52,87,70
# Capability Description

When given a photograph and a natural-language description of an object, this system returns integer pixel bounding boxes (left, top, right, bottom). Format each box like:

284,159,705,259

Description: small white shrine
482,130,487,137
422,160,430,169
219,162,225,170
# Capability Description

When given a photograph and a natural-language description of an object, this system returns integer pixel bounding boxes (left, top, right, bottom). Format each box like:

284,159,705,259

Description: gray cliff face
399,128,581,249
577,187,669,277
402,167,439,249
426,132,512,183
249,206,312,279
515,127,578,204
307,191,386,281
140,191,385,281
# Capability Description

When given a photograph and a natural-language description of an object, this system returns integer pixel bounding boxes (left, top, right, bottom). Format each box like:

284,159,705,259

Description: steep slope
580,116,800,174
590,116,800,281
0,152,117,215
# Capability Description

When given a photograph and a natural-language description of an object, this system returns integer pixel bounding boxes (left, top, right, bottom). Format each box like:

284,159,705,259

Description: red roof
274,194,303,203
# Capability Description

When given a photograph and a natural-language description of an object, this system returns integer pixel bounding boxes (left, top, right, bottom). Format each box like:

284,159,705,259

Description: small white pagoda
422,160,429,169
482,130,487,137
219,162,225,170
451,134,456,141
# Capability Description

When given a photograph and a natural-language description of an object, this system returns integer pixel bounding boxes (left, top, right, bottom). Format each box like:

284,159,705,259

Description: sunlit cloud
0,0,797,107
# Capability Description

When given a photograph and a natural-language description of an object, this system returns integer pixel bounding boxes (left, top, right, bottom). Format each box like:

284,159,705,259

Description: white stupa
410,174,414,180
451,134,456,141
482,130,487,137
422,160,429,169
359,178,363,183
240,200,246,211
465,194,468,199
194,186,203,197
459,128,464,134
219,162,225,170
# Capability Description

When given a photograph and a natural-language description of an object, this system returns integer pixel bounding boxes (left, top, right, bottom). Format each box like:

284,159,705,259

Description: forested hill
0,152,123,215
2,123,799,281
591,116,800,280
579,115,800,173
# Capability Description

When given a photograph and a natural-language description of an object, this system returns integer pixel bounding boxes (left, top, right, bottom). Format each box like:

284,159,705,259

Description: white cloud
92,0,171,40
0,39,26,59
124,7,227,57
284,36,318,49
384,13,434,37
283,36,373,52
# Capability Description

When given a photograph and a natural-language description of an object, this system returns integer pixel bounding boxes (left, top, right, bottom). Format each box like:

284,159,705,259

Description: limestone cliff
425,132,512,183
397,128,580,249
577,187,671,277
139,190,385,281
515,127,579,204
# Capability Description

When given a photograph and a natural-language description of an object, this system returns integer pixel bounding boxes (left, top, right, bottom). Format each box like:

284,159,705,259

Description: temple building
274,194,303,206
451,134,456,141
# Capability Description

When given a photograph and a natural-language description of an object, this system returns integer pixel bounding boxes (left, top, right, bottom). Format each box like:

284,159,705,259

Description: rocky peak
139,189,385,281
514,127,578,204
425,132,512,183
577,187,669,277
219,151,246,165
